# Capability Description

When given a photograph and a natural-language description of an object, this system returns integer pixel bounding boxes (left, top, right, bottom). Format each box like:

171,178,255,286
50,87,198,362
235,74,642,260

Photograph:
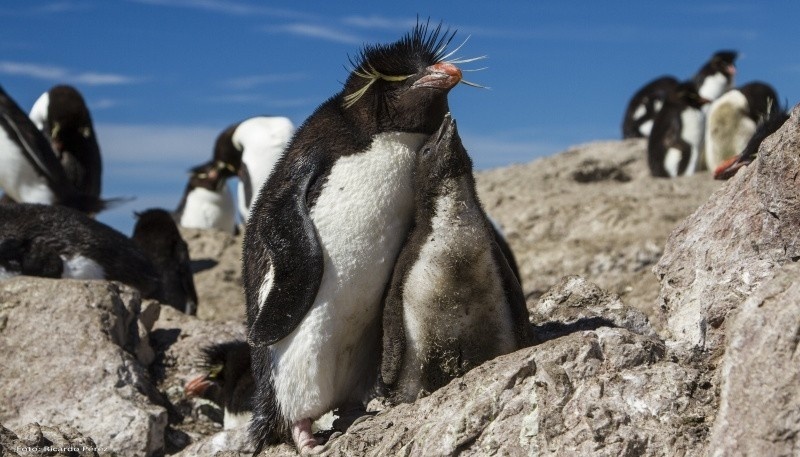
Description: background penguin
621,76,679,139
714,106,790,180
704,81,779,171
174,161,236,234
214,116,295,223
29,85,103,199
243,22,466,454
647,81,709,178
693,50,738,104
184,340,254,430
132,208,199,315
0,85,105,214
0,203,161,299
380,114,531,404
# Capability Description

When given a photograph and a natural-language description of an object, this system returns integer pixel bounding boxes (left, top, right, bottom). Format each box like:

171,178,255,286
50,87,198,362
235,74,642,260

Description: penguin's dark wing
491,240,532,348
0,89,65,186
380,234,418,388
490,223,521,288
647,109,684,177
175,237,199,314
244,155,326,346
238,162,254,210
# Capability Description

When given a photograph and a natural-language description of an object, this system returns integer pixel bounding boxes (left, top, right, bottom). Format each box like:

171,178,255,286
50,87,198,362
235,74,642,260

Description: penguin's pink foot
292,418,325,455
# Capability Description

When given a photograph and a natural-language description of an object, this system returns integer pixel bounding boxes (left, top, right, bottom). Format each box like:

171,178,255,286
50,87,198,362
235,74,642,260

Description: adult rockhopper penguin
242,22,465,454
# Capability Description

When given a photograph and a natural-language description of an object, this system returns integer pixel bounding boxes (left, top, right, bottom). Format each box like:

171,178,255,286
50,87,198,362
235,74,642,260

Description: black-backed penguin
0,203,161,298
621,76,679,139
380,114,530,404
647,82,709,178
185,340,254,430
693,50,737,104
29,85,103,198
714,106,790,180
175,161,236,234
243,22,466,453
132,208,199,315
704,82,779,171
0,86,105,213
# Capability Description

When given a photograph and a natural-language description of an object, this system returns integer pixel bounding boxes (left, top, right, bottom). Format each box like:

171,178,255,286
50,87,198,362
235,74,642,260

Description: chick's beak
184,374,214,397
412,62,462,90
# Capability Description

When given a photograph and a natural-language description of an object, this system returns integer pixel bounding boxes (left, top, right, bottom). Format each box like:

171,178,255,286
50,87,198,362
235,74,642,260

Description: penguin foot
292,418,324,455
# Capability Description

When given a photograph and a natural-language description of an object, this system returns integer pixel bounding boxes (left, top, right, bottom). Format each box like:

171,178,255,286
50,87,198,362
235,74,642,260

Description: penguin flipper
0,110,63,186
492,240,532,348
380,251,411,389
245,158,325,347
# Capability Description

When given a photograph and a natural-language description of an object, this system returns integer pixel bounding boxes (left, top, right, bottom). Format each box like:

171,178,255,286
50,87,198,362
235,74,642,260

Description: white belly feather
0,130,57,204
179,186,236,234
268,131,425,422
679,107,705,176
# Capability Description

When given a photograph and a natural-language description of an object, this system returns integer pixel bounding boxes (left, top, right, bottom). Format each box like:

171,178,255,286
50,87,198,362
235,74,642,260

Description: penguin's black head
47,85,94,149
185,340,252,407
212,123,243,176
710,50,737,77
672,82,709,109
342,21,467,136
188,161,230,191
417,113,473,186
133,208,181,240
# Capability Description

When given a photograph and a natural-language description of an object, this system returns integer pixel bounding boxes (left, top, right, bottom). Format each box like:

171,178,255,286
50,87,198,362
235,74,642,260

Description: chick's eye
422,147,432,156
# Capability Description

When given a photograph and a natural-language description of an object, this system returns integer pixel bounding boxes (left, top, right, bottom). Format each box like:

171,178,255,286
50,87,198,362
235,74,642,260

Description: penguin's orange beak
413,62,462,90
184,374,214,397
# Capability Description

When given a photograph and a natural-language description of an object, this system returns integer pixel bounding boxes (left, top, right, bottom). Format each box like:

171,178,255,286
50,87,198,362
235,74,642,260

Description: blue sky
1,1,798,234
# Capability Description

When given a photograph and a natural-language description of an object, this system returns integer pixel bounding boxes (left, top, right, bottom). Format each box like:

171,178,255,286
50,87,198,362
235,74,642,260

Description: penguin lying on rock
380,114,531,404
243,21,471,454
0,203,161,298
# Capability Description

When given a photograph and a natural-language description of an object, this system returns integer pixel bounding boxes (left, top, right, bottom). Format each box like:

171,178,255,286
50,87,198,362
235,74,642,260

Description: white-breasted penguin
714,105,790,180
380,114,531,404
704,81,779,171
693,50,737,104
212,116,295,223
0,85,105,213
132,208,199,315
184,339,254,430
647,81,710,178
174,161,237,234
621,76,679,139
29,85,103,199
0,203,161,298
243,22,468,454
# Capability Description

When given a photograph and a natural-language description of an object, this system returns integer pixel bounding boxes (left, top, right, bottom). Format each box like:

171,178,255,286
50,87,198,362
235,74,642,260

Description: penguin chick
243,21,470,454
175,161,236,234
29,85,103,199
0,203,161,298
714,106,790,180
704,82,779,171
380,114,531,404
648,81,709,178
132,208,199,315
185,340,254,430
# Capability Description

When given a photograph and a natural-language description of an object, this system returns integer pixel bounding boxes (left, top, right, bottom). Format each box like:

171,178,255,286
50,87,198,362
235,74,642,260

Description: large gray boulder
708,262,800,455
0,278,167,456
654,105,800,355
0,422,100,457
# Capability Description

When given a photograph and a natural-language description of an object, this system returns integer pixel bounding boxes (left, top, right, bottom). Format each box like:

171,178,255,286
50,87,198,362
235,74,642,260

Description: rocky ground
2,107,800,456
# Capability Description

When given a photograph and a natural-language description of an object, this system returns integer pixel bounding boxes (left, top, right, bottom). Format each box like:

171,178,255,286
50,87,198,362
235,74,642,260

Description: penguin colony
1,18,795,456
622,50,788,179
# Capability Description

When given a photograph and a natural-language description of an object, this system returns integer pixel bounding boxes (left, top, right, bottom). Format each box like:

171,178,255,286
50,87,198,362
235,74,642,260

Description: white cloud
0,61,139,86
341,15,417,30
266,23,363,45
126,0,304,18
